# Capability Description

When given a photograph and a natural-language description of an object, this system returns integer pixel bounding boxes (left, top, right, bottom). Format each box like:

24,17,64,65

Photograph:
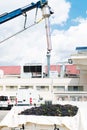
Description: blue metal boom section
0,0,47,24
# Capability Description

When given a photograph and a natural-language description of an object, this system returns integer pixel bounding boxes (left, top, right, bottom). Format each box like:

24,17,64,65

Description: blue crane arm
0,0,48,24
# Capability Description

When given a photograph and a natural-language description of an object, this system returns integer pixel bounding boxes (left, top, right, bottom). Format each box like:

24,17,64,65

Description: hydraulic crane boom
0,0,47,24
0,0,52,51
0,0,53,77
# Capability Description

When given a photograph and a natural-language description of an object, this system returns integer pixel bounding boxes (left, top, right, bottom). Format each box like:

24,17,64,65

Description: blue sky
0,0,87,65
52,0,87,30
67,0,87,27
69,0,87,18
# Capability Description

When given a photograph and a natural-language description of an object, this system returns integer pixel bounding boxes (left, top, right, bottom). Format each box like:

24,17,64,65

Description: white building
71,47,87,91
0,47,87,103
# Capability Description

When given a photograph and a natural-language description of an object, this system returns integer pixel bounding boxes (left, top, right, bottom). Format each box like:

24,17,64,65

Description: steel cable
0,18,43,44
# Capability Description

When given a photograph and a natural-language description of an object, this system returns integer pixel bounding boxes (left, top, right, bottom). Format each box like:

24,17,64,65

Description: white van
16,88,44,106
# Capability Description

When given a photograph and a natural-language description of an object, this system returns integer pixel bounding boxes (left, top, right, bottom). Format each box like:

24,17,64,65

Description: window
68,86,83,91
53,86,65,91
23,65,42,73
70,96,82,101
20,86,33,89
6,86,18,91
56,95,68,101
36,86,49,91
73,86,78,91
0,96,8,101
10,96,16,102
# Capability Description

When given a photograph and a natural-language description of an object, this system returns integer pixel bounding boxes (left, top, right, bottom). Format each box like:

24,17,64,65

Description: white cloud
72,17,87,24
49,0,71,25
51,19,87,63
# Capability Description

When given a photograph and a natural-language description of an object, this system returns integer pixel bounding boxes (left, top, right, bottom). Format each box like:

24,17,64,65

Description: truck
16,88,44,106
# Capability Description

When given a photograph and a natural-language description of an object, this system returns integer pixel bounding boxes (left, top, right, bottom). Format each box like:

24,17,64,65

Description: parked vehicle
16,88,44,106
0,95,16,109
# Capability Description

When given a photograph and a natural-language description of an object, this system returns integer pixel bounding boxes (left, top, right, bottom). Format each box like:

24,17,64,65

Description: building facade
0,58,87,103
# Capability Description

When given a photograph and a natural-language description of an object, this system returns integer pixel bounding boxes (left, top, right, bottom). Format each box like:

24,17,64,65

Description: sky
0,0,87,66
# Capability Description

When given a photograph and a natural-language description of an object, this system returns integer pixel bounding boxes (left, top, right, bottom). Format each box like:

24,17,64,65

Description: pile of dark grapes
18,104,78,117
